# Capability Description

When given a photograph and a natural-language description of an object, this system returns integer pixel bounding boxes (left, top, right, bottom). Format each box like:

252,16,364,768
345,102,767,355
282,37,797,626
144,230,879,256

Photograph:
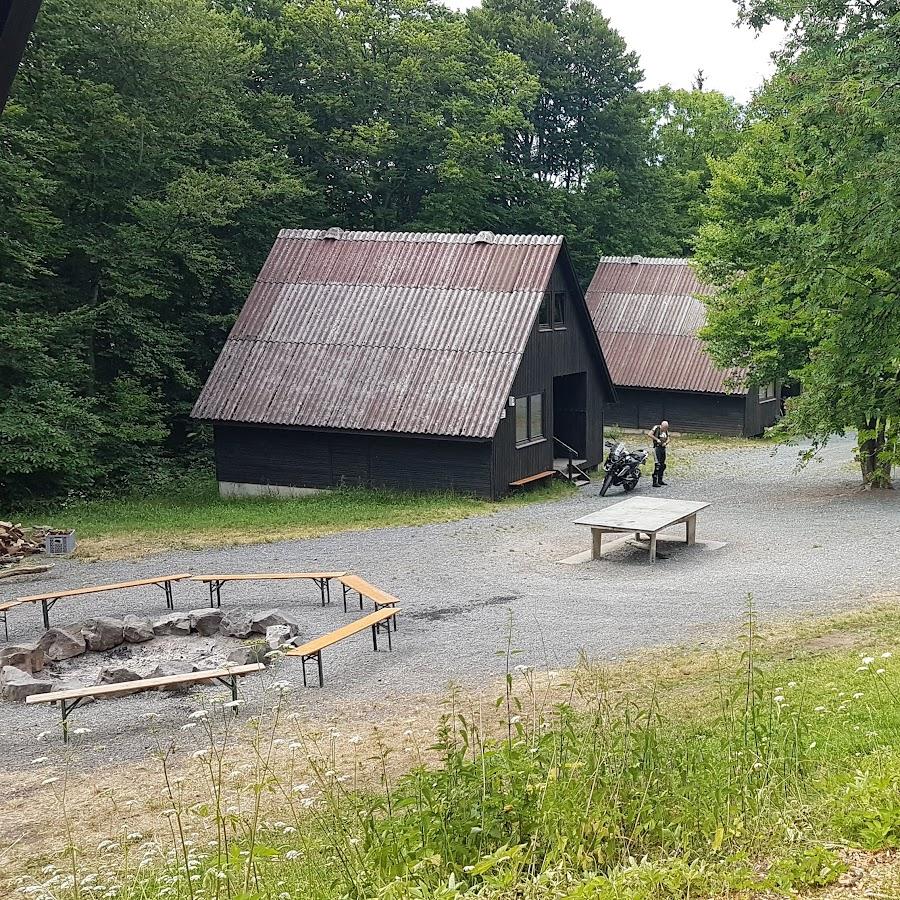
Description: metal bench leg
317,578,326,607
342,584,349,613
371,623,379,651
59,697,85,744
1,611,7,642
41,599,56,630
209,582,215,608
358,590,363,611
326,579,332,605
165,581,174,610
301,652,324,687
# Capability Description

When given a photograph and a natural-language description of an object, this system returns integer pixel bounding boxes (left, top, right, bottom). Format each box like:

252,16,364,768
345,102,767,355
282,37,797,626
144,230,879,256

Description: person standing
649,420,670,487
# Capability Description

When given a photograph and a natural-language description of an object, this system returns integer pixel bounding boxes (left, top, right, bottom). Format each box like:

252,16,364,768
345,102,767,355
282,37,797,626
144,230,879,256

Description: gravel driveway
1,435,898,768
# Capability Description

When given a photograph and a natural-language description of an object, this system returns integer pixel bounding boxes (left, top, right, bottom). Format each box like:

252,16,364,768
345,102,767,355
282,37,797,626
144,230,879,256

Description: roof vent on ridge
629,255,642,265
322,226,344,240
473,230,495,244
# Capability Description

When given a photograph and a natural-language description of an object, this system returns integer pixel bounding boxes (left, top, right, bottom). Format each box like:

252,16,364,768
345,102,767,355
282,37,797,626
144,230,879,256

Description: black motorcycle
599,439,649,496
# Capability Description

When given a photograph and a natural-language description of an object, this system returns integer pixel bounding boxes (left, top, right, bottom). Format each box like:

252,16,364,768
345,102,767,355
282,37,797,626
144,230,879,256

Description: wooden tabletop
17,574,193,604
26,663,265,704
575,497,710,533
191,572,348,583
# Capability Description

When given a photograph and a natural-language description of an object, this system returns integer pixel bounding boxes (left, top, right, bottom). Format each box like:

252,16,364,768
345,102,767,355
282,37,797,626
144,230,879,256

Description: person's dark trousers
653,445,667,486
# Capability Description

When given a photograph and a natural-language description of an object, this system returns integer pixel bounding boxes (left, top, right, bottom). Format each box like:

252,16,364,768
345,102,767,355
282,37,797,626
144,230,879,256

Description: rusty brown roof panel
193,231,564,438
585,257,746,395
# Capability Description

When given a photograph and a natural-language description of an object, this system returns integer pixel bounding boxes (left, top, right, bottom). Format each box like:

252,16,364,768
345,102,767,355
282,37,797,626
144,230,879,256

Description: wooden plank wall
214,424,494,496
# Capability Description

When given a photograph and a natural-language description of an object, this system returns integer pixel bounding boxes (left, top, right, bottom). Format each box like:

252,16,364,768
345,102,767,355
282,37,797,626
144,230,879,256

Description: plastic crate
45,530,77,556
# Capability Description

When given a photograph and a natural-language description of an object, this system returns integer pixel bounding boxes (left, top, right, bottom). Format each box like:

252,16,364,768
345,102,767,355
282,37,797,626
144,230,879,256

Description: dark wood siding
606,388,747,436
214,424,493,496
744,388,780,437
491,259,610,497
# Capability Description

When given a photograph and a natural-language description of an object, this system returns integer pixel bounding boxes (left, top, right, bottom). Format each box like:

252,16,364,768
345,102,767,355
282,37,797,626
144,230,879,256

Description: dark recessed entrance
553,372,587,457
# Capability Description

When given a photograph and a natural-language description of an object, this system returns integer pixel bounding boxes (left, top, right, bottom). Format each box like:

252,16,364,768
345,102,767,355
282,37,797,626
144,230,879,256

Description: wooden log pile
0,521,47,563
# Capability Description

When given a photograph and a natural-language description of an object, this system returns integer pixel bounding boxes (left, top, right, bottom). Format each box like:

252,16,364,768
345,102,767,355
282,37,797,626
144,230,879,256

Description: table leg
649,533,657,563
592,529,603,560
686,515,696,546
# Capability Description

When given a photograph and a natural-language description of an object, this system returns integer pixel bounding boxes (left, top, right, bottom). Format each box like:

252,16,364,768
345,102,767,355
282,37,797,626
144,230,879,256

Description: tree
644,85,743,255
695,0,900,487
0,0,310,502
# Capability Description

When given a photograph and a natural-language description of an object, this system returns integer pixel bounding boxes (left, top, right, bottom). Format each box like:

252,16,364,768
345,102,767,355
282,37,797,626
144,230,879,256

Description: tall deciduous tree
695,0,900,487
0,0,309,502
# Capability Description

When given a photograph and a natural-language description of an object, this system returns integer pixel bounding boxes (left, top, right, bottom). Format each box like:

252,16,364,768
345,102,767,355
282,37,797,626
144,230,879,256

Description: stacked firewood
0,522,47,563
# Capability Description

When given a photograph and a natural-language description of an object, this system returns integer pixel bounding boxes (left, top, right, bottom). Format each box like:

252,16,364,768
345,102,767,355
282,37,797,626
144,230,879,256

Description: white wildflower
861,656,875,665
41,777,59,786
189,710,208,720
882,652,892,659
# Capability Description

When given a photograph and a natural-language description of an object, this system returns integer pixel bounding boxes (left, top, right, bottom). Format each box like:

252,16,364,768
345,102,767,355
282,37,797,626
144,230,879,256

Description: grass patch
7,475,573,559
15,600,900,900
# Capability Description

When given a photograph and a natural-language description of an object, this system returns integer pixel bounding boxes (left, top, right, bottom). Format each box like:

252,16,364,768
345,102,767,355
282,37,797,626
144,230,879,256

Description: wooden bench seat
191,572,348,608
337,574,400,629
509,470,555,488
285,608,397,687
0,599,24,641
14,574,193,631
26,663,265,742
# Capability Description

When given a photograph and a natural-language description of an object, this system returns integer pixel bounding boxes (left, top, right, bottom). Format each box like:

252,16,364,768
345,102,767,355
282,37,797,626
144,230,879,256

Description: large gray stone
152,611,191,636
189,608,224,636
98,666,143,685
37,626,86,662
82,617,125,652
0,643,45,674
227,643,268,666
219,609,254,639
150,661,198,691
250,610,301,636
1,666,53,702
123,615,154,643
96,667,144,698
265,624,294,652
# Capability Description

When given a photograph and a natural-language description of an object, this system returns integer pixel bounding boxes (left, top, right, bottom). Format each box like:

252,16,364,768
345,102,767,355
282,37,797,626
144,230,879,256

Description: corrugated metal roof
193,231,566,438
586,257,746,395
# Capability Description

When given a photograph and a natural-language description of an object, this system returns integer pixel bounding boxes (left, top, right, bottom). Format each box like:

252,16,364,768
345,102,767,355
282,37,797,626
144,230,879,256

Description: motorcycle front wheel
599,473,613,496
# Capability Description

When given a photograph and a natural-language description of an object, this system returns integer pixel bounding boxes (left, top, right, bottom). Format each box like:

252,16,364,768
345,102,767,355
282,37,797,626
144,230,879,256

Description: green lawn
8,475,573,559
27,601,900,900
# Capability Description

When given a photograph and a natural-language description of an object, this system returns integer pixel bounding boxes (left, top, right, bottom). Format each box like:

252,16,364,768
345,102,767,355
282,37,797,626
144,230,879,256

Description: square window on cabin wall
539,290,566,330
515,393,544,446
760,382,777,401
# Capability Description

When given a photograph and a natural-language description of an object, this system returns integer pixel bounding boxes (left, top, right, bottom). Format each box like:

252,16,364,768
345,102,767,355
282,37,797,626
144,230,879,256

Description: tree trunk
858,418,894,489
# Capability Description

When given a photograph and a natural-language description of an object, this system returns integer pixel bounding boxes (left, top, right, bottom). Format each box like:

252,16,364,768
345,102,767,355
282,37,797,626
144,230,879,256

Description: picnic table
574,497,710,563
12,574,193,631
190,572,348,609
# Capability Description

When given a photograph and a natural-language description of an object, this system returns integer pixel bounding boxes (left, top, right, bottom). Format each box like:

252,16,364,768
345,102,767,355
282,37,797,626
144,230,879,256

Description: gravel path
1,435,897,769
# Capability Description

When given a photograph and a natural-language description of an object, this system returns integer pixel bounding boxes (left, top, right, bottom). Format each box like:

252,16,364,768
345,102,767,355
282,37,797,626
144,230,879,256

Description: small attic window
629,255,641,265
322,227,344,240
473,230,495,244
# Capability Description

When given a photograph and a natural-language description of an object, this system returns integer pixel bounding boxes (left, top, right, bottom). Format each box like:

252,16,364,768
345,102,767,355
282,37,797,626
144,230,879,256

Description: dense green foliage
0,0,741,504
38,609,900,899
695,0,900,487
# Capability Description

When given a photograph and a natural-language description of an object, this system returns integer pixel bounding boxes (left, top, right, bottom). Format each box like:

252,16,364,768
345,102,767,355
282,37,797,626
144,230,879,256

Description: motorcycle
599,439,649,496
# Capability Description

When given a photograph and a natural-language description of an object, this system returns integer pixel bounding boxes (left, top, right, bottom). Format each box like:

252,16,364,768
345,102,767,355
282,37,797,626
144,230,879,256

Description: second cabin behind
193,229,616,499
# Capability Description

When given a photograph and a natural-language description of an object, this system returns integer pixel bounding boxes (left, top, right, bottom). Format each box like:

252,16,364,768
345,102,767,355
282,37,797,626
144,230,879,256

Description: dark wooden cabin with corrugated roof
585,256,780,437
193,228,616,499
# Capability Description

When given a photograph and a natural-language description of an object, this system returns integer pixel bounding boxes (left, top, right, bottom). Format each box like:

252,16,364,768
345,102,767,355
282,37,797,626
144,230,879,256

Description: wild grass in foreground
16,603,900,900
8,476,572,559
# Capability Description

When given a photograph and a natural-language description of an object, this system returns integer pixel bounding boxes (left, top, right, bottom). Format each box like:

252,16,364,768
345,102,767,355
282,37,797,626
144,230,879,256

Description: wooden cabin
585,257,780,437
193,229,616,499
